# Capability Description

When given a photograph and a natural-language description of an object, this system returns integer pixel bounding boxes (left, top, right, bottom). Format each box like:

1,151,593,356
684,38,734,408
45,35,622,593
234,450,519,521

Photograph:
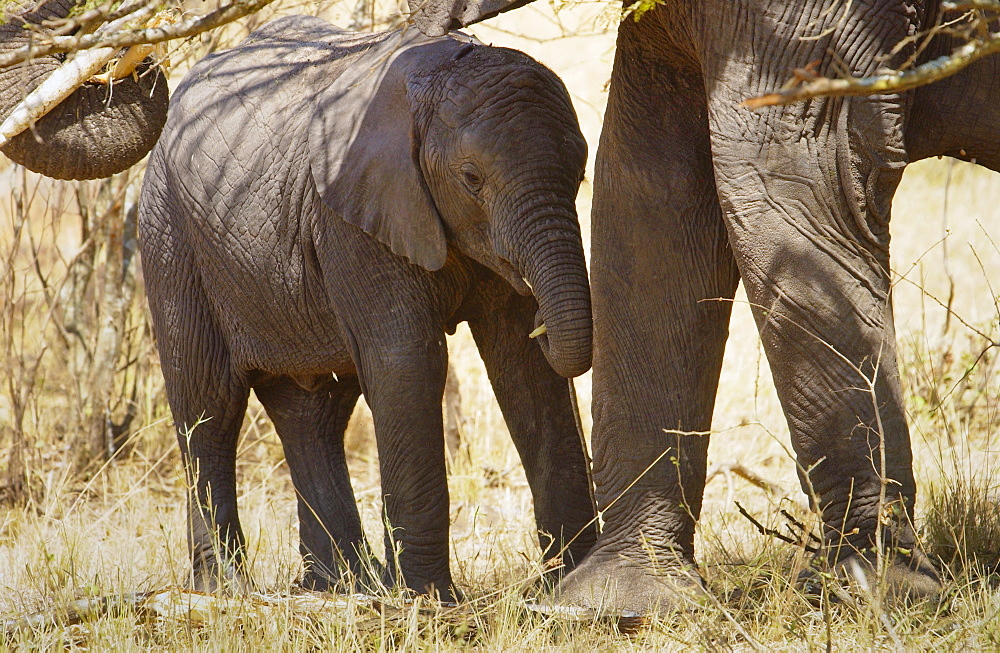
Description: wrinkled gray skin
0,0,168,180
138,16,597,599
412,0,1000,612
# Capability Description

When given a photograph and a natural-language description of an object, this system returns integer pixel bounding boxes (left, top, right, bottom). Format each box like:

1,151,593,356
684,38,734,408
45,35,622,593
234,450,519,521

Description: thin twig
41,0,158,36
735,501,820,553
780,508,824,545
0,0,279,69
941,0,1000,9
743,34,1000,108
706,462,781,495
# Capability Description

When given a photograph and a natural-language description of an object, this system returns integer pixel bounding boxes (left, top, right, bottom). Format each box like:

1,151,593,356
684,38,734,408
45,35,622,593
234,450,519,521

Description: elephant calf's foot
190,560,252,595
299,558,387,596
381,567,462,604
550,547,707,616
299,570,372,595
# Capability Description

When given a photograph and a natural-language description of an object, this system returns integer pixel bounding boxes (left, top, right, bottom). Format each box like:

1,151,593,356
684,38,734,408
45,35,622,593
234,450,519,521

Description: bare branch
780,508,823,545
743,33,1000,109
41,0,158,36
0,46,117,146
0,0,278,70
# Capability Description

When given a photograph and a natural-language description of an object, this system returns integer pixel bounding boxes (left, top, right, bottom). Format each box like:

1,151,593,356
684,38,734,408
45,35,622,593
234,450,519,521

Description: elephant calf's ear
308,44,447,272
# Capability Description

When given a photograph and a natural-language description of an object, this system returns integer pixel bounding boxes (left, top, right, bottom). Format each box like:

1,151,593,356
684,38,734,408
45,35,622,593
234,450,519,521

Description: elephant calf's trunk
520,232,593,378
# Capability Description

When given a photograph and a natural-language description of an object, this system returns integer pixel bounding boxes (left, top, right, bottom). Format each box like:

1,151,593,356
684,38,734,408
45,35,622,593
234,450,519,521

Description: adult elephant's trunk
0,0,168,179
514,217,592,379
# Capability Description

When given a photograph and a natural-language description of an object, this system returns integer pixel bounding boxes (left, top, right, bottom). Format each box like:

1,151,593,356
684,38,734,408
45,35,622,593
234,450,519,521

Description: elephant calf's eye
460,164,484,193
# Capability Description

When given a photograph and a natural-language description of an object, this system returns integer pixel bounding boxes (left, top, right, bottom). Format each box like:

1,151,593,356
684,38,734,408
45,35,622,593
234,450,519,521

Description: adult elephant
0,0,168,179
412,0,1000,612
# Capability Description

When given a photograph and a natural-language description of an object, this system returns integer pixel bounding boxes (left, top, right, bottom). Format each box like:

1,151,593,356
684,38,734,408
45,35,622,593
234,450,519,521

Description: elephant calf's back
138,21,384,378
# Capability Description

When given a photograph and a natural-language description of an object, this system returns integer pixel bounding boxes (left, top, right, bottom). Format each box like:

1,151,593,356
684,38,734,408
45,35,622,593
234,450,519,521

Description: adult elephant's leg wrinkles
556,13,740,614
701,2,938,595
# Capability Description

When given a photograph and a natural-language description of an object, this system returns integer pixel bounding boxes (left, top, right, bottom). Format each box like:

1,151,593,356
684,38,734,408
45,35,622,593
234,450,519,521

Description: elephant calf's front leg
358,333,455,599
468,278,598,574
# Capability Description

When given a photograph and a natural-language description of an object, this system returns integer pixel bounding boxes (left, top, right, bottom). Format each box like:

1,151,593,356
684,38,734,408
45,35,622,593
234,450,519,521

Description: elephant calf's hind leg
255,375,377,592
171,381,251,592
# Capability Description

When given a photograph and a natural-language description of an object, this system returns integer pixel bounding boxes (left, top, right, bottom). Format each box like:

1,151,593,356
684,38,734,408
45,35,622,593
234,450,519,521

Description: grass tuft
923,471,1000,575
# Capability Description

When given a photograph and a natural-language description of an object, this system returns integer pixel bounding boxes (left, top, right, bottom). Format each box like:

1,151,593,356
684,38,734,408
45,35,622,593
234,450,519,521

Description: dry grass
2,0,1000,648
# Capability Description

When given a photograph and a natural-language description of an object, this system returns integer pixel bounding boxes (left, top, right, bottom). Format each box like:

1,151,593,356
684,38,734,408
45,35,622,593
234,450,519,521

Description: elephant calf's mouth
486,255,533,297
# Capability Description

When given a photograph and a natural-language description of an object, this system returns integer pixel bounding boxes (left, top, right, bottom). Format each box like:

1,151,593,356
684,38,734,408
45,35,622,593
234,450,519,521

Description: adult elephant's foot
837,549,942,600
801,548,942,604
821,506,942,602
550,546,707,615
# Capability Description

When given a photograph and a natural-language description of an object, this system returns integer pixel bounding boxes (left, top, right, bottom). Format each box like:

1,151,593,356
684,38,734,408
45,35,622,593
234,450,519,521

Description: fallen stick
3,587,476,638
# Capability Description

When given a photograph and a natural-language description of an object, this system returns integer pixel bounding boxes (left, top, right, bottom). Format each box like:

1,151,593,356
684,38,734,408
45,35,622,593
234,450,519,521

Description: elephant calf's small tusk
528,324,547,339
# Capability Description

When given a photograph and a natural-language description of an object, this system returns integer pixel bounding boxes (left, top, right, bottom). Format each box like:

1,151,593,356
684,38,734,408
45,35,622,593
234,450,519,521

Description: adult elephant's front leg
355,331,455,600
704,27,938,594
557,17,741,614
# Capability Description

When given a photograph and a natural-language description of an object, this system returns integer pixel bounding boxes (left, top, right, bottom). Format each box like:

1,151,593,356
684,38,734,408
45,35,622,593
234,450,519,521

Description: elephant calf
138,16,598,599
